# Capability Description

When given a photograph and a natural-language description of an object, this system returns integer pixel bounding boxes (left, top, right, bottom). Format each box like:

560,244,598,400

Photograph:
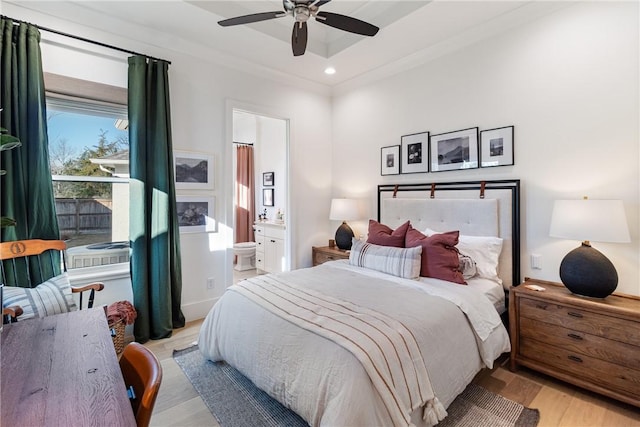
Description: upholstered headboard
378,180,520,289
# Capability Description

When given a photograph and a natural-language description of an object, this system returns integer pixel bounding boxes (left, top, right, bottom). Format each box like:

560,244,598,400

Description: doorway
229,107,290,283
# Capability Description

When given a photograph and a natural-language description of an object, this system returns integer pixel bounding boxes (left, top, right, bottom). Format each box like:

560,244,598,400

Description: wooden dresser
312,246,350,266
509,278,640,407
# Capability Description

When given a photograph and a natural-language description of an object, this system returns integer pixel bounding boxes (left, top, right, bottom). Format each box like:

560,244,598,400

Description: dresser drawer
520,338,640,399
255,253,265,270
520,317,639,370
255,236,265,253
313,251,344,266
254,226,265,236
519,298,640,346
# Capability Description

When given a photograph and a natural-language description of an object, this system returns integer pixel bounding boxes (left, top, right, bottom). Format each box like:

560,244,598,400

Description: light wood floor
144,317,639,427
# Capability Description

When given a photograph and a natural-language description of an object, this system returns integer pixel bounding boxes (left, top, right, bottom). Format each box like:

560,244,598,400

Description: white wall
256,115,287,220
5,3,333,321
331,2,640,295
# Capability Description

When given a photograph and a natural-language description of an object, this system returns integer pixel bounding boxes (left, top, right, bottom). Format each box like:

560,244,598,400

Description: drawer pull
270,239,276,243
568,355,583,363
567,311,583,318
567,333,583,340
327,256,335,260
535,304,547,310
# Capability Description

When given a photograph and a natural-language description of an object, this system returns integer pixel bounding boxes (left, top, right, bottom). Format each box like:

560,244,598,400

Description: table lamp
329,198,359,250
549,198,630,298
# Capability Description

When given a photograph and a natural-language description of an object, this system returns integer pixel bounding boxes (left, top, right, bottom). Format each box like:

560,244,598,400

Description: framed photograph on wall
263,188,274,207
176,196,216,233
400,131,429,174
380,145,400,176
430,127,479,172
174,151,214,190
480,126,514,167
263,171,274,186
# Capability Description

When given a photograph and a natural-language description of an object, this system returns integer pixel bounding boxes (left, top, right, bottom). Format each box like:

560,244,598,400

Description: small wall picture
263,171,274,186
263,188,274,207
380,145,400,176
174,151,214,190
400,131,429,174
430,127,479,172
480,126,514,167
176,196,215,233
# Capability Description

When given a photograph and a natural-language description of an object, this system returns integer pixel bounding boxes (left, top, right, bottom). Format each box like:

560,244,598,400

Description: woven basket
110,319,126,355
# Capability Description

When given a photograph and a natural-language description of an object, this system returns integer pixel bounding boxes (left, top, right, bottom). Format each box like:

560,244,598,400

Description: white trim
52,174,129,183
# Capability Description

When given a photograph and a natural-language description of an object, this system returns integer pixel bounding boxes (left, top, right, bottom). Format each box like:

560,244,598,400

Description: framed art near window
430,127,479,172
380,145,400,176
176,196,216,233
263,171,274,186
174,151,214,190
400,131,429,174
263,188,274,207
480,126,514,167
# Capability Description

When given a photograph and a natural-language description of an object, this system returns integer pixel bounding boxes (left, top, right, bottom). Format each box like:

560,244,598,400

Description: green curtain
128,55,185,342
0,18,60,286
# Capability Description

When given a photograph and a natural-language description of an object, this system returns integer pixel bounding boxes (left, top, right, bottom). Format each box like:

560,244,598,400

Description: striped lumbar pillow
3,272,77,320
349,239,422,279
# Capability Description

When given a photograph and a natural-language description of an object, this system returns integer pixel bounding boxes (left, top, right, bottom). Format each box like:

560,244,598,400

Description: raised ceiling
6,1,568,89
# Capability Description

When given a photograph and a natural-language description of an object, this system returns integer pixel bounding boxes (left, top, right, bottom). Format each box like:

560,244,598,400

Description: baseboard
182,297,219,322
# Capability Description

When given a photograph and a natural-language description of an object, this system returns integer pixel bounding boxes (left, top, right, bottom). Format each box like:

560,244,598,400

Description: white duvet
199,261,510,427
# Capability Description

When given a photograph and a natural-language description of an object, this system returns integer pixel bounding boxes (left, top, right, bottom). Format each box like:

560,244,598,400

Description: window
46,78,130,270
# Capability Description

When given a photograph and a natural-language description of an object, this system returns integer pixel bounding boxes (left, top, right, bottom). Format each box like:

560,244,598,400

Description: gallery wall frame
380,145,400,176
176,196,216,233
263,188,274,207
430,127,479,172
174,151,214,190
480,125,514,167
400,131,429,174
263,171,274,186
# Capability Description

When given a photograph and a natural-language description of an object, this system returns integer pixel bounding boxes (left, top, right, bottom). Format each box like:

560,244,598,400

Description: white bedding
199,262,510,427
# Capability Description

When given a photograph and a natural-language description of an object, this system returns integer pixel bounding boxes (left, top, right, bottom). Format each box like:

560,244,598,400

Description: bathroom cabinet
254,222,286,274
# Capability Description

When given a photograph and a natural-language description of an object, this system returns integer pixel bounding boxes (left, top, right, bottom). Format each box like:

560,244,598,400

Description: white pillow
2,272,77,321
424,228,503,284
349,239,422,279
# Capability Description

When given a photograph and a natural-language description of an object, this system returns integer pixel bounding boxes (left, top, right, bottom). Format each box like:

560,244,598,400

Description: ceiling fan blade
315,11,379,36
291,21,308,56
218,11,285,27
310,0,332,7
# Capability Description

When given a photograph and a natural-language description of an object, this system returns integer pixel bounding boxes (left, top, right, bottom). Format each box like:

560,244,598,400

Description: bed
199,180,520,427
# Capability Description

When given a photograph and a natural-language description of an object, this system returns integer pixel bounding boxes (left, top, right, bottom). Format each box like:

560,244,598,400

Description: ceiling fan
218,0,379,57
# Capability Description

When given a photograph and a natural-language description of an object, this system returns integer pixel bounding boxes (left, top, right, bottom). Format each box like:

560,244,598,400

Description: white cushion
349,239,422,279
424,228,503,284
3,272,77,321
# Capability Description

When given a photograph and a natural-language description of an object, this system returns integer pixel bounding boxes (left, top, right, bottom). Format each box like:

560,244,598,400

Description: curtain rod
233,141,254,146
1,15,171,65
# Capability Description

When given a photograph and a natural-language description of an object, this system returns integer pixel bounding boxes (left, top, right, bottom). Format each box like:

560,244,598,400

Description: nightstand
509,278,640,408
312,246,350,266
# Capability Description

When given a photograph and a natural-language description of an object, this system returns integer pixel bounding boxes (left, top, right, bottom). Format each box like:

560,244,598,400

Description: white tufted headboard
378,180,520,289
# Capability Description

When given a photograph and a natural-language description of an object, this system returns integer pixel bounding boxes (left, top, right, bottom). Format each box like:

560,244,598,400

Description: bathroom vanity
254,221,286,274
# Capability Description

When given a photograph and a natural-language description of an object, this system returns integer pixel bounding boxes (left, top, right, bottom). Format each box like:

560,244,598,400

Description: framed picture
400,131,429,174
430,127,479,172
380,145,400,176
263,171,274,186
176,196,216,233
263,188,274,207
174,151,214,190
480,126,514,167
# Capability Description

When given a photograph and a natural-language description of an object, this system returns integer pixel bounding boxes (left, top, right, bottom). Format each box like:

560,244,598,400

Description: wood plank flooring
144,318,639,427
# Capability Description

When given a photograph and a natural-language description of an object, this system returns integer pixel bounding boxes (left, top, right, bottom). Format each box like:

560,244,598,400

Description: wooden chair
0,239,105,314
119,342,163,427
2,305,23,323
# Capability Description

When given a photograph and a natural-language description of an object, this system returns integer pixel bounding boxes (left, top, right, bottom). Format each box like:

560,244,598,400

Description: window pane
47,103,130,268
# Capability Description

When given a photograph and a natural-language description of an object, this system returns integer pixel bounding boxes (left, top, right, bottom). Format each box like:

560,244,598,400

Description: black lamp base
335,221,354,250
559,243,618,298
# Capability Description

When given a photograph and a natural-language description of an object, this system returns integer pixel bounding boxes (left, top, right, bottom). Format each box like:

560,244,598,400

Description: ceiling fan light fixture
324,66,336,75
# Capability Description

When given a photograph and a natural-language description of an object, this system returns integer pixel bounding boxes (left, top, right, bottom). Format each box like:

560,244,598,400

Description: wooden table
1,308,137,426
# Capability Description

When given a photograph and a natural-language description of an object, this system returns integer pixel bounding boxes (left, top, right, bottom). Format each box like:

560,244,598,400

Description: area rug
173,345,539,427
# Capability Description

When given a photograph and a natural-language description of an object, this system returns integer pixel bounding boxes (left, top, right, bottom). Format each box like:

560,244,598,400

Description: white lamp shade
329,198,359,221
549,199,630,243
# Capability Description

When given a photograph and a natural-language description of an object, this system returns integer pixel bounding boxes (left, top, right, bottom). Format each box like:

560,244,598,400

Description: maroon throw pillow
367,220,410,248
405,226,466,285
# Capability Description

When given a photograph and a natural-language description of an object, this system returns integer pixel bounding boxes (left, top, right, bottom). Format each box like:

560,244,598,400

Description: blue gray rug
173,345,539,427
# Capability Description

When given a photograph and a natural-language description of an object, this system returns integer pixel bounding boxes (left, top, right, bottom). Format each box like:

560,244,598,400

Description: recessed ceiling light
324,67,336,75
